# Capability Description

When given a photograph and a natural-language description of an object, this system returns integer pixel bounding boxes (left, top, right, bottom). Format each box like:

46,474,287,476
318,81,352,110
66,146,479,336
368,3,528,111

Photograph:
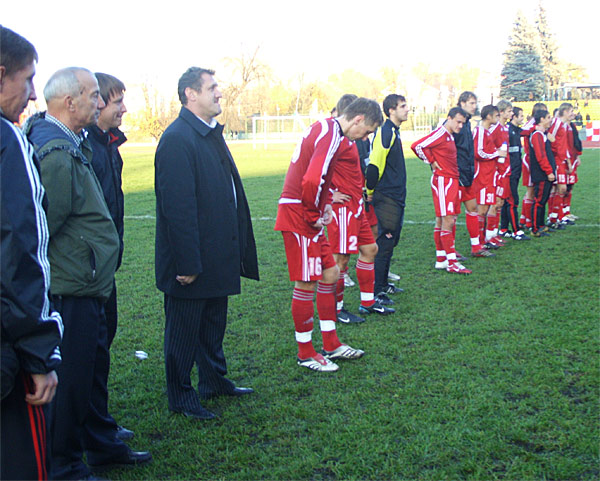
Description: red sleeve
473,127,499,162
411,127,444,164
532,132,553,176
301,123,341,225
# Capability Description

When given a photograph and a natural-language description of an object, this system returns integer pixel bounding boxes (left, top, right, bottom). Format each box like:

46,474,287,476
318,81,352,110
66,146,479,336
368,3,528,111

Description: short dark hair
532,102,547,115
0,25,38,76
558,102,573,117
95,72,126,104
448,106,467,119
512,106,523,119
336,94,358,116
534,110,550,124
458,91,476,106
177,67,215,106
382,94,406,117
481,104,498,120
342,98,383,127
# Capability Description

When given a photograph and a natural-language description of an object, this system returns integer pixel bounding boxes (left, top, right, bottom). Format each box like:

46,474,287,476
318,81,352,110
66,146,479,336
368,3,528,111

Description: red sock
292,288,317,360
556,194,566,221
336,267,346,313
478,215,486,244
466,212,481,252
316,282,341,351
440,230,456,264
434,227,445,263
523,198,533,227
486,213,498,241
564,191,572,213
548,192,558,222
356,259,375,307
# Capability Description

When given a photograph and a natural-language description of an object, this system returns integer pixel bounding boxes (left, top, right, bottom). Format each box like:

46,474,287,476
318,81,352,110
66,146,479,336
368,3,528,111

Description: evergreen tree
536,0,561,89
500,10,546,101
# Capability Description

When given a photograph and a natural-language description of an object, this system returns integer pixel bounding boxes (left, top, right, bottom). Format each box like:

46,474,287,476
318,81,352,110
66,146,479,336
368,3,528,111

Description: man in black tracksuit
365,94,408,304
500,106,529,240
1,26,62,480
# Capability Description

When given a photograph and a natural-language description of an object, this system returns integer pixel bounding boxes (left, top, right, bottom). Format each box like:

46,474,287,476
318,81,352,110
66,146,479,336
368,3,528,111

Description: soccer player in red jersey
547,103,574,228
453,92,491,259
488,100,513,244
519,102,548,229
411,107,471,274
274,98,383,372
565,109,583,222
327,95,394,324
528,110,556,236
473,105,507,249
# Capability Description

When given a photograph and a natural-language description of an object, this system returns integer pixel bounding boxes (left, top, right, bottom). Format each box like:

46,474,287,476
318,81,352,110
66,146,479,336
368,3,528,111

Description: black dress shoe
231,387,254,396
170,407,216,420
89,448,152,468
115,425,134,441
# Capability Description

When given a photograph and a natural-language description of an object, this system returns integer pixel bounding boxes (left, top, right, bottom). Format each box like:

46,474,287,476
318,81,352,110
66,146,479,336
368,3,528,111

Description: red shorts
459,184,476,203
567,173,578,185
431,174,459,217
556,161,568,184
496,175,511,199
282,231,336,282
328,206,375,254
476,185,496,205
364,203,378,226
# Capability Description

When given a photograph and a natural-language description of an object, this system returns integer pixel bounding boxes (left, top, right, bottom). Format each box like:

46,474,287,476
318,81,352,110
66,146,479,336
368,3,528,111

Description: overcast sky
4,0,599,96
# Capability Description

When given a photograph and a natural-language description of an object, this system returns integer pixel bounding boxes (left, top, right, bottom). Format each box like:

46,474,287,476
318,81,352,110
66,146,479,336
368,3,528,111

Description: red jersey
489,122,510,176
531,130,553,176
549,117,569,162
331,138,364,212
411,125,458,179
275,118,343,237
473,125,499,186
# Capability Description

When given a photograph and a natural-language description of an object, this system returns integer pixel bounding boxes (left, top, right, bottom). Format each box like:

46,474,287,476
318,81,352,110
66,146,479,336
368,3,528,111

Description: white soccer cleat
343,272,355,287
388,271,401,281
322,344,365,360
297,353,339,372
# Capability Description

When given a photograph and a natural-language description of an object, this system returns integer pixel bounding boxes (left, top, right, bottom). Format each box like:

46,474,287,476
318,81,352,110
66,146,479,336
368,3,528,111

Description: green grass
106,142,600,480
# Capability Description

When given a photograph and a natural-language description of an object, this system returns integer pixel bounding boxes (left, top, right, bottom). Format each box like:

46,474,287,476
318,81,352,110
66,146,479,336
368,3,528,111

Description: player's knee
359,243,377,261
322,265,339,284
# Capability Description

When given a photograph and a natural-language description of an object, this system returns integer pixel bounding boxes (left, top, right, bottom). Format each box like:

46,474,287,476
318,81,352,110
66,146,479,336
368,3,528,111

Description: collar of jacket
179,107,223,137
87,123,127,147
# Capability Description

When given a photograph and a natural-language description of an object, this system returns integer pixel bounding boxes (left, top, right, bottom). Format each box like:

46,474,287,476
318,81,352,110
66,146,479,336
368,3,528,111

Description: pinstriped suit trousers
164,295,235,411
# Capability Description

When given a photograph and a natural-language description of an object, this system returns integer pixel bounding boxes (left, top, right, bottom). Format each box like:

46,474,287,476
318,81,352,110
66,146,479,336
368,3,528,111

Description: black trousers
104,280,118,349
372,192,405,294
49,296,127,480
1,371,50,480
501,173,521,232
164,295,235,412
531,180,552,232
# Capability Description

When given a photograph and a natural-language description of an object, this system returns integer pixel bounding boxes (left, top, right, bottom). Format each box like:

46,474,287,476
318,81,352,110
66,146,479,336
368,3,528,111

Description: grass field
105,142,599,480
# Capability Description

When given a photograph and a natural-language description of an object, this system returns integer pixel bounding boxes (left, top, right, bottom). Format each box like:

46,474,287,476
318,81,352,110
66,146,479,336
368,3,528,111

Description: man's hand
548,173,556,182
332,191,351,204
321,204,333,226
431,161,441,171
26,371,58,405
176,274,198,285
496,149,507,158
566,161,573,174
547,132,556,142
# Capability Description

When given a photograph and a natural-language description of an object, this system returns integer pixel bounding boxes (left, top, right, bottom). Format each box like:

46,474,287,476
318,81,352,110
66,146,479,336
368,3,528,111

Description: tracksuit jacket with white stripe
1,113,62,392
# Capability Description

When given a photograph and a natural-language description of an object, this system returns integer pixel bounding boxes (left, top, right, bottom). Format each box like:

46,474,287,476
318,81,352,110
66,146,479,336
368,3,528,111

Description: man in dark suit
155,67,259,420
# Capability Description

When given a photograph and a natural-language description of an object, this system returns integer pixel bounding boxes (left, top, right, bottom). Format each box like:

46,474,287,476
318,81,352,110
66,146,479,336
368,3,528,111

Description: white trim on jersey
414,126,446,164
474,126,498,160
313,121,341,209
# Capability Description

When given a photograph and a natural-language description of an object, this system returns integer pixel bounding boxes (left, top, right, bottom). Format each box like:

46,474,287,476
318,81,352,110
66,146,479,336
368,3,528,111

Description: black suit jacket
154,108,258,299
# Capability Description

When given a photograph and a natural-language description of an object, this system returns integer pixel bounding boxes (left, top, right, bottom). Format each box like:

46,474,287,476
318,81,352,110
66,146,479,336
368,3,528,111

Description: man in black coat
155,67,259,420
